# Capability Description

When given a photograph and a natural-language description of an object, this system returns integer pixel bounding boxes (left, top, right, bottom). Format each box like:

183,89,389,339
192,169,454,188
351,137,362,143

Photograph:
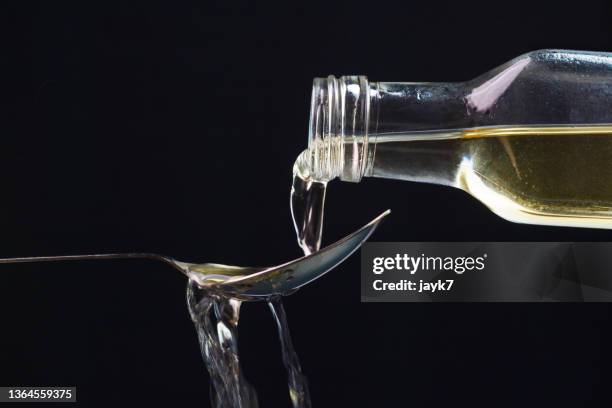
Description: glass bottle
303,49,612,229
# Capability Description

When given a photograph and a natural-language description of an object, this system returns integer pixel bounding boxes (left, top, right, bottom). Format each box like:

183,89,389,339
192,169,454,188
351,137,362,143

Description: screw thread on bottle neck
307,75,374,182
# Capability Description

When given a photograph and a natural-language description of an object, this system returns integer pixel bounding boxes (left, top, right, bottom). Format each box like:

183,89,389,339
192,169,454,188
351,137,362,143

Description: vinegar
369,125,612,228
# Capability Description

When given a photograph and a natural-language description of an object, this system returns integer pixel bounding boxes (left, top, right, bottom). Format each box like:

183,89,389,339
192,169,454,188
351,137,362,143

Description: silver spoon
0,210,389,299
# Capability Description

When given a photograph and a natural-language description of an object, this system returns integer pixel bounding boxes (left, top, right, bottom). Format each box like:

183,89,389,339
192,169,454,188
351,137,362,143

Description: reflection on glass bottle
302,50,612,229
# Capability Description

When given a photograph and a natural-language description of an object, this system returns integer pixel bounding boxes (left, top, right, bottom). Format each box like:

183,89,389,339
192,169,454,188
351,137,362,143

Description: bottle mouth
306,75,373,182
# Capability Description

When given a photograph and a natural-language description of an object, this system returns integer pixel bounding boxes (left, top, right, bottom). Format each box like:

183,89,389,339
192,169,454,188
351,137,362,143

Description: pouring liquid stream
291,149,328,256
0,149,329,408
186,150,326,408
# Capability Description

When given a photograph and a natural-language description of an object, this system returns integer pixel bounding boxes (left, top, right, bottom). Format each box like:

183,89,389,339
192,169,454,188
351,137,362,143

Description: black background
4,0,612,406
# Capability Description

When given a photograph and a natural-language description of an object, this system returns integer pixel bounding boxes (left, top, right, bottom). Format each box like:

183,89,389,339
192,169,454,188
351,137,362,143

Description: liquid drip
187,280,313,408
187,281,258,408
268,296,311,408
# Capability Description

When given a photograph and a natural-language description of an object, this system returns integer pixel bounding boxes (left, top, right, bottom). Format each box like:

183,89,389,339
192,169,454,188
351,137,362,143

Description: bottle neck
306,75,467,183
306,75,374,182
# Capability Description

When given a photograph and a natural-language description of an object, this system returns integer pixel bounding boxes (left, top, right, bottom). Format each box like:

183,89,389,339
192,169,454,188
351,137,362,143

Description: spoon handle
0,253,179,270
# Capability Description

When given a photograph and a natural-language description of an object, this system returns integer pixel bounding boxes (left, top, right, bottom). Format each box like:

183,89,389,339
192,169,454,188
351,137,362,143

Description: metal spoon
0,210,389,299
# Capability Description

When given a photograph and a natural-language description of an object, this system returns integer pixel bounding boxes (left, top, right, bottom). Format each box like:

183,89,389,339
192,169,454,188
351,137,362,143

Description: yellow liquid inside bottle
370,125,612,228
458,125,612,228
